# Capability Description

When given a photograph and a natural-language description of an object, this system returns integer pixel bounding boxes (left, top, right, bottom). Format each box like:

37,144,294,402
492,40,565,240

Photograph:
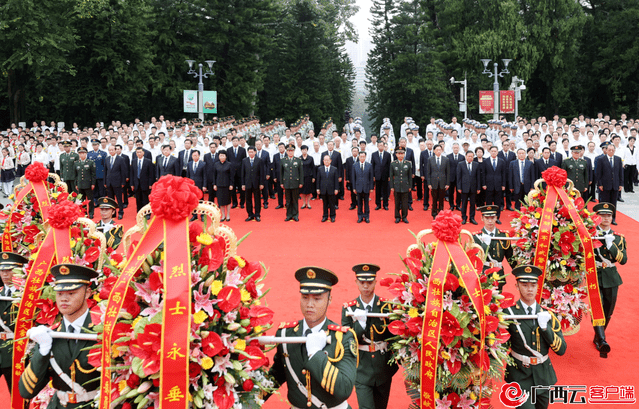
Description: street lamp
480,59,512,120
450,73,468,119
186,60,216,121
509,76,526,118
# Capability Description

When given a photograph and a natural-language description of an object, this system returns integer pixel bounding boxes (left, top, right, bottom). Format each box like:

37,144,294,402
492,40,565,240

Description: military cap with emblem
478,205,499,216
295,266,339,294
570,145,583,151
61,141,72,147
50,264,99,291
286,143,296,151
352,264,380,282
394,147,405,153
0,252,28,269
98,196,117,209
512,265,542,282
593,202,615,215
77,147,88,153
91,139,100,145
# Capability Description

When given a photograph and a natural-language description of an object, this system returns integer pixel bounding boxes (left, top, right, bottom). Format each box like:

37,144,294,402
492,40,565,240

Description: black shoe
470,218,478,225
307,205,311,209
330,217,335,223
403,218,409,224
322,217,328,222
293,216,299,222
375,206,381,210
612,220,617,225
357,218,363,223
123,204,128,209
255,216,261,222
232,204,238,209
190,215,198,222
408,205,413,211
450,206,455,211
270,195,276,199
301,204,306,209
118,214,123,220
395,218,400,224
275,205,283,209
496,219,502,225
383,206,389,210
88,213,94,219
462,219,467,225
335,205,339,210
506,206,514,211
240,204,245,209
365,218,370,223
226,217,230,222
424,206,429,211
264,203,268,209
618,198,624,202
349,205,356,210
245,216,254,222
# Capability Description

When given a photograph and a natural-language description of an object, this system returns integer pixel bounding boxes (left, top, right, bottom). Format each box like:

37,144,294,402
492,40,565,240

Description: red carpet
3,196,638,408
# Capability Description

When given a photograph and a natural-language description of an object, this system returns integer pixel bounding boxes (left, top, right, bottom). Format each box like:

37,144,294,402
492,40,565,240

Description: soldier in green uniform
390,147,412,224
0,252,28,389
504,265,567,409
74,147,96,218
561,145,589,196
59,141,79,193
19,264,100,408
341,264,397,409
95,197,124,250
279,143,303,222
473,205,514,290
269,266,358,409
592,202,626,358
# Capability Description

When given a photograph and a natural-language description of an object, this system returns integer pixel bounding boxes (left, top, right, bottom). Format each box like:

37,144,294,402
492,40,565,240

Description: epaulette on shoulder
343,300,357,308
278,321,298,329
328,324,348,333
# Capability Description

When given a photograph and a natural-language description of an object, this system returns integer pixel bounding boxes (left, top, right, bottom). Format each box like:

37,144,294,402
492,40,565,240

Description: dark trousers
338,178,344,200
284,188,299,218
321,193,337,218
415,175,423,200
394,191,409,219
431,187,445,216
600,285,618,328
78,187,94,216
623,165,635,192
245,187,261,217
231,174,244,206
476,188,486,207
514,185,526,210
275,183,284,206
94,179,105,203
374,179,389,207
106,185,124,215
588,181,597,202
357,192,370,219
208,183,217,203
485,189,502,218
503,186,512,209
448,181,460,208
123,181,130,205
422,179,430,208
65,179,76,194
460,191,476,221
134,188,150,212
355,378,392,409
348,185,357,208
599,189,618,219
268,177,276,198
261,184,269,205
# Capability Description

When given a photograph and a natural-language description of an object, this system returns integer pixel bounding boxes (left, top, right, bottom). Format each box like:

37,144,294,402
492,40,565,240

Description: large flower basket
382,211,514,409
93,175,275,409
510,167,605,334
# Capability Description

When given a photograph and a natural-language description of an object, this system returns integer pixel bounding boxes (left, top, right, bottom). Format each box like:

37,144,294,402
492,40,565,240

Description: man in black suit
241,147,265,222
134,140,153,161
456,151,481,225
203,142,219,203
371,141,391,210
104,145,126,219
352,151,374,223
596,143,623,224
393,137,416,210
549,141,563,168
130,147,155,212
509,148,535,210
316,154,339,222
187,150,207,192
534,147,557,180
156,145,180,179
482,146,507,224
227,136,247,208
255,139,271,209
320,141,343,210
344,147,360,211
447,143,463,211
178,138,194,178
498,141,517,211
272,143,286,209
419,140,434,211
425,144,449,217
116,145,130,209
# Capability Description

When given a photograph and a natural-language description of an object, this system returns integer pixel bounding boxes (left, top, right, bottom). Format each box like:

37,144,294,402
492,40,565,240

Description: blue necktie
520,161,524,183
492,159,496,170
137,160,142,178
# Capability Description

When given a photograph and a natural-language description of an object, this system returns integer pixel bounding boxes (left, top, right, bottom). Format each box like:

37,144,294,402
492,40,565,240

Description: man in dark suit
534,148,557,180
272,143,286,209
509,148,535,210
104,145,126,219
134,140,153,161
227,136,247,208
419,141,434,211
352,151,374,223
596,143,623,224
549,141,563,168
116,145,130,209
203,142,219,203
156,145,180,179
393,138,415,210
371,141,391,210
456,151,480,225
447,144,463,211
317,154,339,222
241,147,265,222
178,138,194,178
130,147,155,212
345,147,360,211
187,150,207,192
498,141,517,211
320,141,343,210
425,144,449,218
482,146,507,224
255,139,271,208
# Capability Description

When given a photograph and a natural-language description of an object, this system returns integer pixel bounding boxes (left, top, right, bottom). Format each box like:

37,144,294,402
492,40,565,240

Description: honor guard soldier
505,265,567,409
279,143,303,222
59,141,79,193
592,203,626,358
19,264,101,408
0,252,28,389
341,264,397,409
269,267,358,409
473,205,514,290
95,197,123,250
561,145,589,196
74,147,97,218
390,147,412,224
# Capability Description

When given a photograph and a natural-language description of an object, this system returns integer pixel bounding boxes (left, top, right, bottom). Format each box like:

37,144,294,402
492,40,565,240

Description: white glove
604,234,614,249
352,308,367,329
480,233,492,246
28,326,53,355
305,331,327,357
537,311,552,330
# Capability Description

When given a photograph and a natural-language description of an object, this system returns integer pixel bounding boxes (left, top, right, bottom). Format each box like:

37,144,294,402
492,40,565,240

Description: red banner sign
500,90,515,114
479,91,495,114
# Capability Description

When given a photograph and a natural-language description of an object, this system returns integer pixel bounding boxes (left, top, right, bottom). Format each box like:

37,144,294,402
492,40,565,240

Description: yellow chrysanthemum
560,260,567,266
534,212,541,219
70,240,76,247
9,194,14,200
492,272,500,280
196,233,213,246
234,256,246,268
118,380,127,392
434,392,440,400
470,392,477,400
193,310,208,324
240,288,251,302
408,308,419,318
132,316,143,329
484,305,491,315
553,220,558,226
201,357,214,370
188,392,193,402
525,224,531,229
93,294,101,302
210,280,223,296
253,325,263,334
28,244,35,251
234,339,246,351
572,288,578,294
441,351,451,360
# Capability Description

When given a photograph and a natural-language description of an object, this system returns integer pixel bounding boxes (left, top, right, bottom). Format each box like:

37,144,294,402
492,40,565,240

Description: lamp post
509,76,526,119
450,72,468,119
480,59,512,120
186,60,216,121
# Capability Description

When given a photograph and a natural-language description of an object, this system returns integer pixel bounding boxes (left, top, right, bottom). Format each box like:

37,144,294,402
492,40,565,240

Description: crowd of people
2,112,636,225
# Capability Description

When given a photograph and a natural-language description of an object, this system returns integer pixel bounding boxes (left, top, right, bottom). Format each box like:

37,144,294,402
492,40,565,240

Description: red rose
189,362,202,378
226,256,238,271
216,287,241,312
126,374,141,389
432,210,462,242
447,392,460,408
149,175,202,221
84,247,100,264
121,402,132,409
189,221,204,244
242,379,254,392
564,283,574,293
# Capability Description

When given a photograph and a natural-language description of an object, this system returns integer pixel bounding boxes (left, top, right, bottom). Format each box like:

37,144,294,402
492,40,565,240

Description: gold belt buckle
530,357,538,365
369,344,375,352
68,393,77,404
0,334,6,341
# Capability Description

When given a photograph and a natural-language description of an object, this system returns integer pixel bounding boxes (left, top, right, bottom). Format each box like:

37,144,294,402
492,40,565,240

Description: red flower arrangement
149,175,202,221
24,162,50,183
541,166,567,187
431,210,462,242
48,199,83,229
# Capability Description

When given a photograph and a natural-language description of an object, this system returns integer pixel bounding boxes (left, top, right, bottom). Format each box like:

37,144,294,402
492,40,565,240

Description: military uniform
87,142,107,205
74,148,97,217
505,266,567,409
473,205,514,290
59,144,79,193
280,144,303,221
96,197,123,250
561,146,589,193
390,148,412,223
19,264,100,409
